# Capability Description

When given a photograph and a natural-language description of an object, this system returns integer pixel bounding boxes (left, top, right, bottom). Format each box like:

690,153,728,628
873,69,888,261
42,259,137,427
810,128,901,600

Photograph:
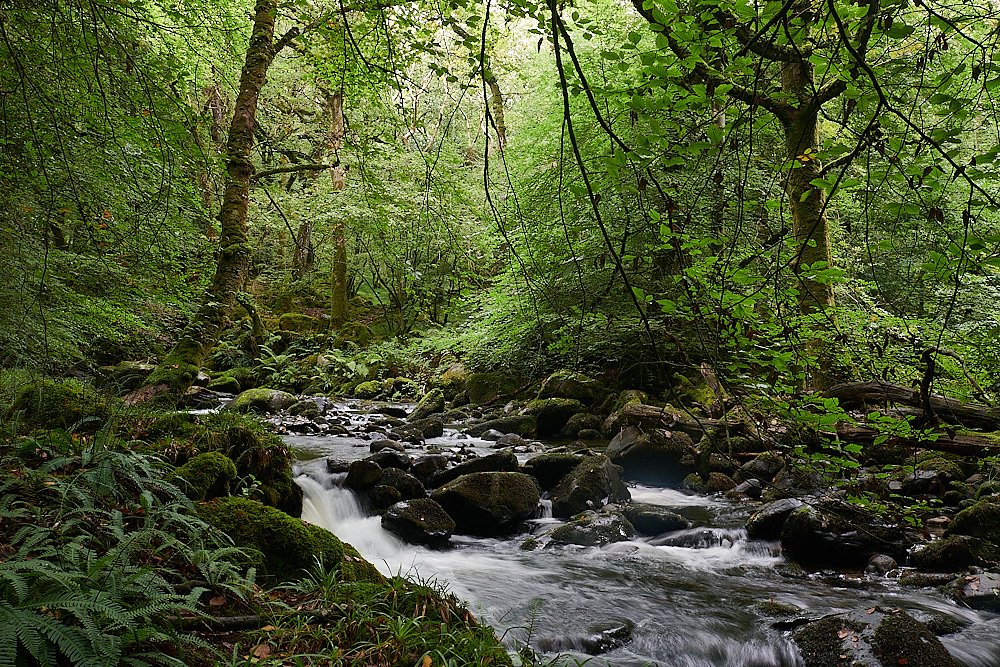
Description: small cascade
538,498,553,519
651,527,749,549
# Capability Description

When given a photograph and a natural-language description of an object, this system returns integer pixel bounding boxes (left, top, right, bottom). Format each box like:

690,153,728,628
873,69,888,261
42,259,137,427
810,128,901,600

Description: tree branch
252,163,336,180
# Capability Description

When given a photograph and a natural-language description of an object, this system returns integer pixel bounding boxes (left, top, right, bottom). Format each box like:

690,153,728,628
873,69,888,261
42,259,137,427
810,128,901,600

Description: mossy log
834,424,1000,457
823,381,1000,430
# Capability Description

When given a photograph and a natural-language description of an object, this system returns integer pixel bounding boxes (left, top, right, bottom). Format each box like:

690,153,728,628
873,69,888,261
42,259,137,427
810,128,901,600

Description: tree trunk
132,0,277,405
327,90,350,326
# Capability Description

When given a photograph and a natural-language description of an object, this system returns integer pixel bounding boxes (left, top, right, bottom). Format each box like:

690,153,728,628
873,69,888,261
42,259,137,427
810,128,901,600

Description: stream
284,403,1000,666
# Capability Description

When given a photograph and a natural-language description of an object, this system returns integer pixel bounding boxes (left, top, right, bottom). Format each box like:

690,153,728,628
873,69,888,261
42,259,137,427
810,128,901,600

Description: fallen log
835,424,1000,457
823,381,1000,431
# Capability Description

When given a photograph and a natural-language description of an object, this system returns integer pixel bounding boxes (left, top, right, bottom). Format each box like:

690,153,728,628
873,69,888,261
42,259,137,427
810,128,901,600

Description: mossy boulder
7,378,118,432
525,398,586,437
430,472,540,536
288,399,321,418
230,387,298,414
560,412,603,439
545,511,636,547
98,361,156,394
382,498,455,547
537,370,606,405
345,459,384,490
621,503,690,536
522,452,584,491
278,313,324,333
944,498,1000,545
465,372,523,405
781,499,914,568
208,374,242,394
353,380,382,399
428,451,519,489
682,472,737,494
734,451,785,484
170,452,237,501
464,415,537,437
409,388,445,422
793,608,960,667
375,468,426,501
550,454,630,519
911,535,1000,572
428,362,468,400
197,497,382,582
745,498,804,541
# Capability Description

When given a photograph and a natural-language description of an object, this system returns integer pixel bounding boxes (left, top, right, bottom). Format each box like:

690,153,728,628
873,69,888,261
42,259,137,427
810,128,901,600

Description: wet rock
409,388,445,422
945,571,1000,611
912,535,1000,572
368,484,402,510
463,415,537,437
180,385,223,409
430,472,540,536
865,554,898,576
376,405,408,419
525,398,587,437
230,388,298,414
409,417,444,439
536,620,634,656
428,451,519,489
550,454,630,519
606,425,695,483
410,454,448,484
727,478,763,500
376,468,426,501
734,451,785,484
480,429,505,441
544,511,636,547
208,374,241,394
522,452,584,491
780,499,914,568
537,370,606,406
793,608,960,667
370,439,406,453
751,599,801,617
345,459,383,490
944,498,1000,545
496,433,526,447
577,428,602,440
326,458,351,474
559,412,603,439
620,503,690,536
368,449,411,471
382,498,455,547
682,472,736,494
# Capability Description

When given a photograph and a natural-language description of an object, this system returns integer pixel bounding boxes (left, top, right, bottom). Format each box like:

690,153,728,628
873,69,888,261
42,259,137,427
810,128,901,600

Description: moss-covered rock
429,362,468,400
781,499,914,568
197,497,383,582
682,472,737,494
870,611,961,666
621,503,690,536
560,412,603,438
463,415,537,437
525,398,586,437
606,425,695,484
550,454,630,518
170,452,237,501
428,451,519,489
465,372,523,405
207,374,242,394
911,535,1000,572
409,388,446,422
7,377,118,432
278,313,324,333
537,370,606,405
353,380,382,399
229,387,298,414
944,498,1000,545
98,361,156,394
381,498,455,546
375,467,425,501
431,472,540,536
545,510,636,547
288,399,321,418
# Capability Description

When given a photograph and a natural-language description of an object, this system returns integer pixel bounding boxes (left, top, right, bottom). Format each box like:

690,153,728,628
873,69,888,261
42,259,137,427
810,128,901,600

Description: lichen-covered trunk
135,0,277,405
328,91,350,325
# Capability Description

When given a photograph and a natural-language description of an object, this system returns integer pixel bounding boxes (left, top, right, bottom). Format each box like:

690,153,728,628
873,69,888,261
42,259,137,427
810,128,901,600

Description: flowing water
285,404,1000,666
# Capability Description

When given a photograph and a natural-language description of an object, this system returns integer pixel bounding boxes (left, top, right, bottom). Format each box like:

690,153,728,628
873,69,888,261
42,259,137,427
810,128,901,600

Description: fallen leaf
252,644,271,659
208,595,226,607
898,660,908,665
866,608,876,614
422,656,432,667
838,628,850,639
261,625,276,632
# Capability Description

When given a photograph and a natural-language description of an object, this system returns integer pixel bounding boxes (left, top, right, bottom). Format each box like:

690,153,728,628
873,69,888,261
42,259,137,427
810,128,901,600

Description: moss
229,387,297,414
793,616,868,667
207,374,241,394
465,372,523,405
945,498,1000,545
7,378,118,433
915,456,964,480
170,452,237,501
870,612,960,666
752,600,801,617
198,497,383,582
683,472,737,494
278,313,324,333
353,380,382,399
332,321,373,347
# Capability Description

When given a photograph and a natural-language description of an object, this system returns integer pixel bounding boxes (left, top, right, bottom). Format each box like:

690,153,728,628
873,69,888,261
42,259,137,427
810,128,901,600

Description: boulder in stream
522,452,584,491
550,454,630,518
409,388,445,422
430,471,540,536
229,387,298,414
382,498,455,547
544,510,636,547
525,398,587,437
620,503,690,536
428,450,519,488
606,425,694,483
911,535,1000,572
944,498,1000,545
792,607,960,667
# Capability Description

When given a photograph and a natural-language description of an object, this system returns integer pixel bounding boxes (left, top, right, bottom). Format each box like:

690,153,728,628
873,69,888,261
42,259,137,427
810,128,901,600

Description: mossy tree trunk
328,90,350,326
135,0,280,405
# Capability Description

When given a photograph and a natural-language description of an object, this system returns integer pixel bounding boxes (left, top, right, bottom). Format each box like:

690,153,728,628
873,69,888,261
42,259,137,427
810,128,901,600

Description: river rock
464,415,537,437
526,398,587,437
911,535,1000,572
288,399,321,418
368,449,411,471
382,498,455,547
944,498,1000,544
545,511,636,547
326,458,351,474
537,369,606,405
230,387,298,414
792,608,960,667
620,503,690,536
376,468,426,501
550,454,630,518
522,452,584,491
560,412,604,438
780,499,914,568
369,484,402,510
734,451,785,484
411,454,448,484
480,429,505,441
409,416,444,439
371,439,406,453
431,472,540,536
682,472,736,494
945,571,1000,611
495,433,527,448
409,388,445,422
465,371,523,405
345,459,383,490
428,450,519,489
606,425,694,483
536,620,634,656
